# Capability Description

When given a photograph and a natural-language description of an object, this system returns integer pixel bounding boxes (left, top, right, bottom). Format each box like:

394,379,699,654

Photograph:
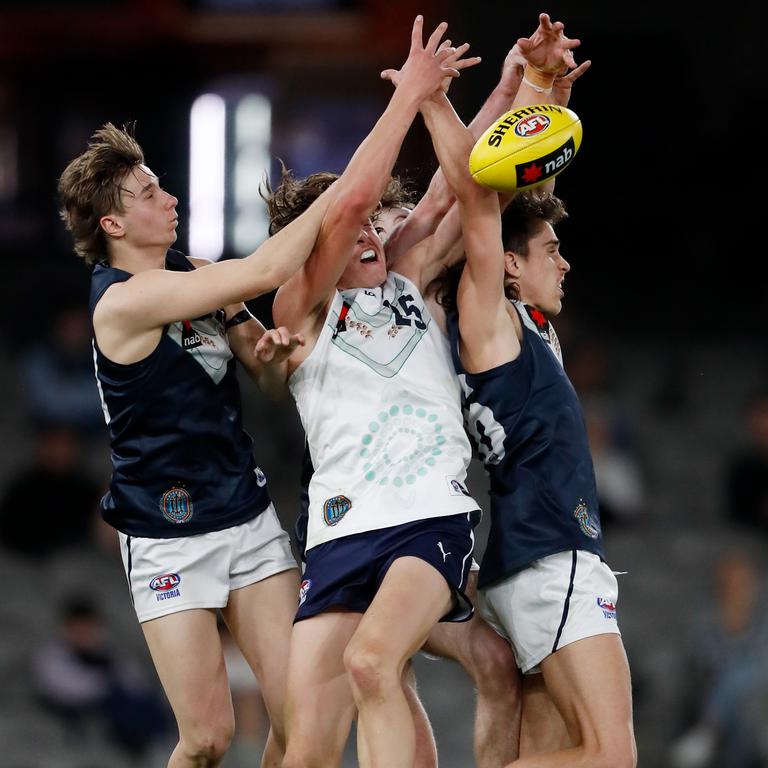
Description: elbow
334,185,378,226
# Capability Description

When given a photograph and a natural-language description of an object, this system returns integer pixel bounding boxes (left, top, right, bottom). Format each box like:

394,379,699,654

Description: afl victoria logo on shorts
597,597,617,619
150,573,182,602
161,487,193,524
323,495,351,526
299,579,312,606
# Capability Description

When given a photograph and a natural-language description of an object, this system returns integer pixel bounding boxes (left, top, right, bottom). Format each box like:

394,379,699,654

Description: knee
466,624,519,697
180,719,235,765
344,642,399,702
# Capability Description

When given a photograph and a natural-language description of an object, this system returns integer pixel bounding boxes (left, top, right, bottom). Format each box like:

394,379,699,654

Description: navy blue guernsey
90,249,271,538
448,301,604,589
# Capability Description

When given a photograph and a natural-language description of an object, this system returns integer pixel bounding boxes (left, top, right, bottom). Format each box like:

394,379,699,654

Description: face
507,221,570,317
374,205,411,245
105,164,179,251
336,220,387,291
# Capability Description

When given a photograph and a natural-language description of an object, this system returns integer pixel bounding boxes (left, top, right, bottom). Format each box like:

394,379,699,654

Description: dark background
1,3,767,767
0,0,761,342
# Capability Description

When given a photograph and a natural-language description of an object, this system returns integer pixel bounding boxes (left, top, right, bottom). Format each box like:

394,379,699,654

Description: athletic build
419,31,638,768
58,124,331,768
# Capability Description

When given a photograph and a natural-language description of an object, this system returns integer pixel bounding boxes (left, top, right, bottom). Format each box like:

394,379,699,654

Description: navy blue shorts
296,513,476,624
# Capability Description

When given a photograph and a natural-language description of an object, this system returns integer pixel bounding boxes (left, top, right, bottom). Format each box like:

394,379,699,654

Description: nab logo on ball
469,104,582,194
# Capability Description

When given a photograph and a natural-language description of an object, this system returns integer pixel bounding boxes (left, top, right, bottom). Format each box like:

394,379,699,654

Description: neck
109,243,168,273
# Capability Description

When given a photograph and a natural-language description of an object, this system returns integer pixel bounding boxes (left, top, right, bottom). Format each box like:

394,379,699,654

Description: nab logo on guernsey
597,597,617,619
150,573,181,602
323,495,351,526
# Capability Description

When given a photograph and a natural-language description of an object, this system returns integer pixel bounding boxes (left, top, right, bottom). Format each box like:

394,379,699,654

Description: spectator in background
19,303,105,438
0,424,101,558
585,402,646,528
724,390,768,532
31,594,170,758
670,549,768,768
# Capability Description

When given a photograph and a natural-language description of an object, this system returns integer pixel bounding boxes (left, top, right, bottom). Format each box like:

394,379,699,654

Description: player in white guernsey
267,18,484,768
419,21,637,768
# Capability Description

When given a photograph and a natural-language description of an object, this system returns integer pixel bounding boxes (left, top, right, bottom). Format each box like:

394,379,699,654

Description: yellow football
469,104,582,194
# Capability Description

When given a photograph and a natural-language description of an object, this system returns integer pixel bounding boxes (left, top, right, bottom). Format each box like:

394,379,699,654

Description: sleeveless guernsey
290,271,478,552
90,249,271,538
448,300,605,589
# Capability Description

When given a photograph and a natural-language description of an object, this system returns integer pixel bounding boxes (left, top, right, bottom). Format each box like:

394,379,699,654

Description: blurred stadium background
0,1,765,766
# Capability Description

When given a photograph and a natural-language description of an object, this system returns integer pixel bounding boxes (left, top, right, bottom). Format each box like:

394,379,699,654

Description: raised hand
437,40,482,94
380,16,461,101
254,327,305,364
516,12,581,75
552,59,592,107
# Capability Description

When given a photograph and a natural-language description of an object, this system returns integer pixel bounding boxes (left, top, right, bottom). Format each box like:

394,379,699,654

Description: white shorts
119,504,298,623
478,550,621,674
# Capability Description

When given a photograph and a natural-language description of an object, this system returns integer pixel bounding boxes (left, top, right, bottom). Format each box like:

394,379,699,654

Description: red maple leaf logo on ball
521,163,543,184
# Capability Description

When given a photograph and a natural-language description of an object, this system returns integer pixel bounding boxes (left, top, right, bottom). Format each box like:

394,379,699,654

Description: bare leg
519,674,571,756
222,568,299,768
423,572,522,767
359,661,438,768
404,661,438,768
282,611,361,768
344,556,453,768
504,635,636,768
142,609,235,767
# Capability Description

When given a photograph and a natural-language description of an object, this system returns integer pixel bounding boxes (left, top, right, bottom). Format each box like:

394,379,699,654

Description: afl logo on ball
323,495,351,526
161,487,193,524
514,114,551,138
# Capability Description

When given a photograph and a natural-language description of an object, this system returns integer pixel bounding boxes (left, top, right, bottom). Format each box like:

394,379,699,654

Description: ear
99,214,125,239
504,250,522,278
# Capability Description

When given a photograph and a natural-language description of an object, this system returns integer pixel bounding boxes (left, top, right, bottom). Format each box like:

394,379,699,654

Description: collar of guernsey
289,271,479,551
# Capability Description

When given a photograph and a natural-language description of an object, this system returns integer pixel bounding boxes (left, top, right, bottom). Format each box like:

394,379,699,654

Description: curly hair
378,175,419,211
263,164,418,236
263,163,339,235
436,190,569,313
58,122,145,266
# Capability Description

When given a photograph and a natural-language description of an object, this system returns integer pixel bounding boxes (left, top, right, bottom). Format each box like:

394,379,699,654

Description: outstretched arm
420,93,519,371
389,16,588,285
273,16,459,332
386,42,526,266
95,183,336,341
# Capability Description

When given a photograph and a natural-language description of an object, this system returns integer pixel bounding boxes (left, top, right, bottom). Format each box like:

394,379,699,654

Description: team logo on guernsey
161,487,193,524
323,495,351,526
150,573,181,602
299,579,312,606
573,500,600,539
597,597,617,619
